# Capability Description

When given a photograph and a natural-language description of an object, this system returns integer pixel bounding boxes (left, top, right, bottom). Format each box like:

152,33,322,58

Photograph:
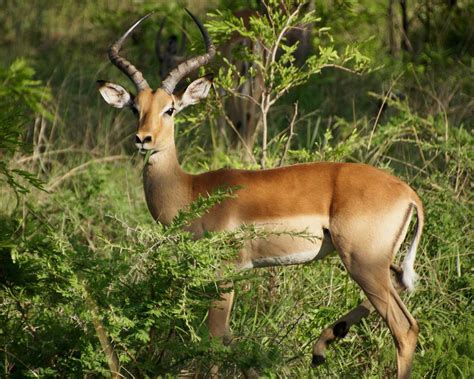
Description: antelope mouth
138,147,158,156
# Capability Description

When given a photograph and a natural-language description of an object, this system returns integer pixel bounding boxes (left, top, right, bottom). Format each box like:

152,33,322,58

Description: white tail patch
401,203,423,292
401,241,418,291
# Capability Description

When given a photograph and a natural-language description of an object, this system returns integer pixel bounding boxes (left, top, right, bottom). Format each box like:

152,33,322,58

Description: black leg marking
312,354,326,367
333,321,349,338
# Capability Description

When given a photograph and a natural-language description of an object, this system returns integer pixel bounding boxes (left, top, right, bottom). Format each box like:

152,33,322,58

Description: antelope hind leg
312,264,406,366
312,299,374,366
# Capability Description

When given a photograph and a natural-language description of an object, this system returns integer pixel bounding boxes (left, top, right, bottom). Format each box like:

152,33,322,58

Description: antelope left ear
97,80,133,109
174,74,213,113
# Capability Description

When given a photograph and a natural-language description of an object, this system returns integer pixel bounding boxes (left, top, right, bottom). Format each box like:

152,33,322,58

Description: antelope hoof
311,354,326,367
243,367,260,378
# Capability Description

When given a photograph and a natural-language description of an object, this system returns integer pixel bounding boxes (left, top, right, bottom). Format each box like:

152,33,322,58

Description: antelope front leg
312,299,374,366
207,288,259,379
208,287,234,343
208,286,234,378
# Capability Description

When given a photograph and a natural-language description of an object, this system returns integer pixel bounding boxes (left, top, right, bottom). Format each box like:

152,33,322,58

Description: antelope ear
174,74,213,113
97,80,133,108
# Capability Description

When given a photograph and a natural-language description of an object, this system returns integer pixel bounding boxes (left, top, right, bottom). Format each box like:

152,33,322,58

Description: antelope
98,10,424,379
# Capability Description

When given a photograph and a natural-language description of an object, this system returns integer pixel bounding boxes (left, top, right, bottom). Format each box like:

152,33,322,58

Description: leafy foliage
0,59,51,196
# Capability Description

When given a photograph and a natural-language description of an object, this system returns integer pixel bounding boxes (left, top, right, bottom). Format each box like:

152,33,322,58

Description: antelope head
98,10,215,155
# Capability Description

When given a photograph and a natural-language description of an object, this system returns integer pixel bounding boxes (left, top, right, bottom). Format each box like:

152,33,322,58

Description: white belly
238,215,334,269
241,250,319,269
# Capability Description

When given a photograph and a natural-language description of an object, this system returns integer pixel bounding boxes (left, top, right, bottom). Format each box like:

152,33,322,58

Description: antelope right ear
174,74,213,113
97,80,133,108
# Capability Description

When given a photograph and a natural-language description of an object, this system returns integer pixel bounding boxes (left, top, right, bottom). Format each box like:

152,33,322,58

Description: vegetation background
0,0,472,377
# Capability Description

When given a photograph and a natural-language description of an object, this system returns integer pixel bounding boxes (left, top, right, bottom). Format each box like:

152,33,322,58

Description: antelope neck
142,143,192,224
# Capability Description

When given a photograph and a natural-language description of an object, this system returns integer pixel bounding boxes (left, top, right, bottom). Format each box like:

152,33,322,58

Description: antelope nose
135,134,153,145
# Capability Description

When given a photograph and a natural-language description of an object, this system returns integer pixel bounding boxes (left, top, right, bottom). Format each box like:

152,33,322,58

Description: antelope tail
401,199,424,292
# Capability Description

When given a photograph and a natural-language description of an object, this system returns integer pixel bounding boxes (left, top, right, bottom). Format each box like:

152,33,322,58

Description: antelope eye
165,107,174,116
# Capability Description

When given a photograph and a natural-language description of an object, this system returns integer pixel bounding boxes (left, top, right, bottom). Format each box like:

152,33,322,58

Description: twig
368,73,403,150
408,151,442,185
214,86,258,165
410,124,427,165
275,312,306,346
380,154,427,174
0,348,39,377
260,4,302,168
267,5,302,75
225,87,261,107
279,102,298,167
320,63,362,75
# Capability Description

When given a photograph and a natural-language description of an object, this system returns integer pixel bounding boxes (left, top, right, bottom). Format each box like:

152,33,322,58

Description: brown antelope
98,10,423,378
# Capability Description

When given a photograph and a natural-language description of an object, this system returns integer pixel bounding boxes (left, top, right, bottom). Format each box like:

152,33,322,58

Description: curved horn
108,12,154,92
161,9,216,94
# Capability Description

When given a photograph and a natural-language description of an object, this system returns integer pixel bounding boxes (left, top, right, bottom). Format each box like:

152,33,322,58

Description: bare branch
279,102,298,167
267,4,303,78
320,63,362,75
368,73,403,150
225,87,261,106
260,4,302,168
214,86,258,165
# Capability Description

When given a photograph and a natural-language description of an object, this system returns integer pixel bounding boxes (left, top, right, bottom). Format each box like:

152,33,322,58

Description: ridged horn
108,12,154,92
160,9,215,94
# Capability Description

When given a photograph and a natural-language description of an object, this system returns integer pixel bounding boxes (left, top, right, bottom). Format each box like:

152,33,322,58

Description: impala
98,10,424,378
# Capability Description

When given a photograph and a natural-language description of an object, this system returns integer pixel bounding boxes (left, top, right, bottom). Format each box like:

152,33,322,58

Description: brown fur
99,71,423,379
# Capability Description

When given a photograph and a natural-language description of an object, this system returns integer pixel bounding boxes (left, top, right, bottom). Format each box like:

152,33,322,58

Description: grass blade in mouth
144,149,153,164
